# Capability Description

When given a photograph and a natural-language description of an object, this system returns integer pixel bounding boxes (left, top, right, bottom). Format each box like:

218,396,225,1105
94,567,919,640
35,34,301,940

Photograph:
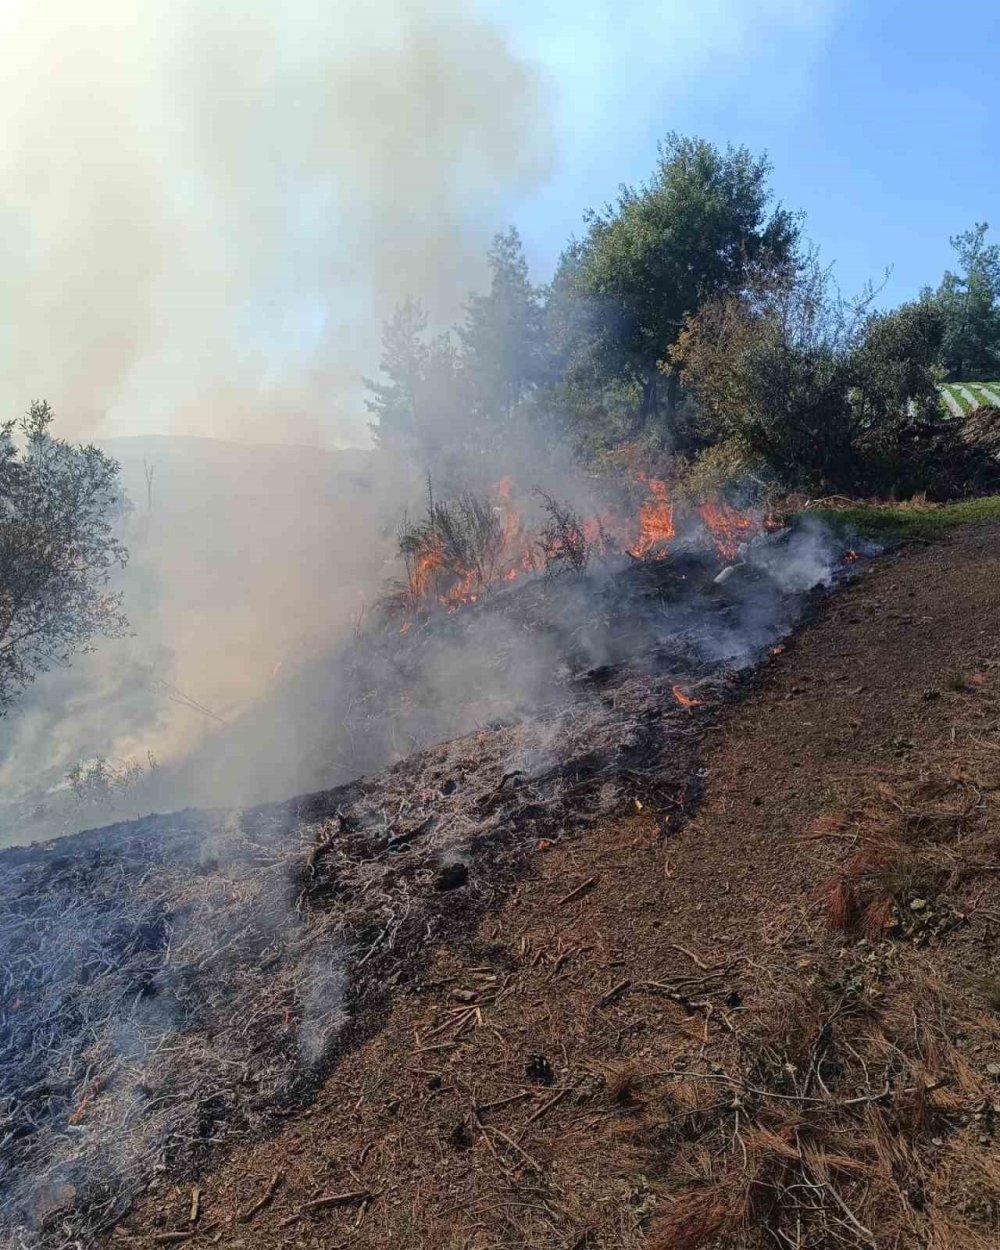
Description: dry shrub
812,873,861,929
646,1183,737,1249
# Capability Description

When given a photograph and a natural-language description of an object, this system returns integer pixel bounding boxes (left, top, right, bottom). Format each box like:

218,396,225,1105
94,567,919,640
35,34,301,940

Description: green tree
673,262,948,493
459,226,547,438
553,134,800,434
926,223,1000,380
364,298,431,445
365,299,466,465
0,402,129,712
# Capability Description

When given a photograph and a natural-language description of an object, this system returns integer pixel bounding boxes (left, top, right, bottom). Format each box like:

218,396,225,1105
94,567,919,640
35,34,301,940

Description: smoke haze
0,0,561,841
0,0,553,446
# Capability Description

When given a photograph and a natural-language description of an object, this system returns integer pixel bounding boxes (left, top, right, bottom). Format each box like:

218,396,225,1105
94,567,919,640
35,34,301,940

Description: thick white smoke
0,0,553,446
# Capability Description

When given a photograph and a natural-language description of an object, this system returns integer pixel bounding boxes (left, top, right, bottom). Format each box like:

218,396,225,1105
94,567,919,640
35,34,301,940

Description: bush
0,402,129,711
672,262,966,496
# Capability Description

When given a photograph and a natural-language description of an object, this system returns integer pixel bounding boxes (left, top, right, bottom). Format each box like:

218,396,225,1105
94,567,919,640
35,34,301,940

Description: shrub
671,262,981,497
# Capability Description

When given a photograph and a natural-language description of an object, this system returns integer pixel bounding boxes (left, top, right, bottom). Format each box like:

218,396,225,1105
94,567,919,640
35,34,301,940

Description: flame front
398,475,766,626
696,498,754,561
629,475,676,557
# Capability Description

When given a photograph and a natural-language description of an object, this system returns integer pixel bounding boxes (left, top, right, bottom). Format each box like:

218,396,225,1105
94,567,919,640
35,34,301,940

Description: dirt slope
115,523,1000,1249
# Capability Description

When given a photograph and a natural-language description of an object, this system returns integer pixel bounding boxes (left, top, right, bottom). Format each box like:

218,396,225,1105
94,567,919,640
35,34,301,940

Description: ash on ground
0,521,854,1247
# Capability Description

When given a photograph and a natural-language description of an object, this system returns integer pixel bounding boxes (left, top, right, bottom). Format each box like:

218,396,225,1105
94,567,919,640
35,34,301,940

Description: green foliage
925,223,1000,380
459,226,548,430
551,133,799,436
807,494,1000,542
365,140,1000,510
67,751,156,805
366,228,547,475
364,299,465,461
673,260,954,494
0,402,129,713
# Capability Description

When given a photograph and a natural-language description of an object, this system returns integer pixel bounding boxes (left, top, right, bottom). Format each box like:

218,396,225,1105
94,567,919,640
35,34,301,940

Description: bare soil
114,523,1000,1249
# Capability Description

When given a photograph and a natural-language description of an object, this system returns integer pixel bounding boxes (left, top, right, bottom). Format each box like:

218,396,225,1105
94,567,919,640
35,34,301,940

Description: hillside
0,436,379,846
105,520,1000,1248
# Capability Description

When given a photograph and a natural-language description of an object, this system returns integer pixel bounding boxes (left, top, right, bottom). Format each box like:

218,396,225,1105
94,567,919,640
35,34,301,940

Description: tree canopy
0,402,129,712
926,223,1000,380
552,133,800,430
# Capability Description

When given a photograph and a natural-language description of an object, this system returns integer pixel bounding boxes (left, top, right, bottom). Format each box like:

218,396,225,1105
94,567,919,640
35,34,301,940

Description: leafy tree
673,262,948,493
926,223,1000,380
850,299,945,427
459,227,547,435
365,299,467,467
367,230,548,474
552,134,800,434
364,298,432,445
0,402,129,712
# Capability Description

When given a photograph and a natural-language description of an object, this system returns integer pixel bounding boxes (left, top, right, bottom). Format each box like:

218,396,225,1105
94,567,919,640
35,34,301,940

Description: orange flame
398,474,769,625
672,685,703,708
630,477,676,557
696,498,754,561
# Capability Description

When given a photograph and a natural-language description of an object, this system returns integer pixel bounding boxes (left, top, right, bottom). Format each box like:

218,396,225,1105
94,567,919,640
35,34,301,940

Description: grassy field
807,493,1000,540
940,380,1000,415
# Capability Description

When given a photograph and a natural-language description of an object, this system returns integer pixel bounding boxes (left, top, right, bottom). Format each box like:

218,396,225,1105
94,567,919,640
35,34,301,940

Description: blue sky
490,0,1000,308
3,0,997,445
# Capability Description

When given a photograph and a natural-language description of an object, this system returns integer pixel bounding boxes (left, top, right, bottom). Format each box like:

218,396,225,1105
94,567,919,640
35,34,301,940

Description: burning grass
385,472,778,626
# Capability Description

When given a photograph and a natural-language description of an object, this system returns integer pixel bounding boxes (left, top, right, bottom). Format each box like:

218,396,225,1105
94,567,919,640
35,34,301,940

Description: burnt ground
110,522,1000,1249
0,532,842,1248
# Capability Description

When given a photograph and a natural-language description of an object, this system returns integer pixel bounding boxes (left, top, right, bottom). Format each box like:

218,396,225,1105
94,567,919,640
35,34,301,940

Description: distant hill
0,435,383,846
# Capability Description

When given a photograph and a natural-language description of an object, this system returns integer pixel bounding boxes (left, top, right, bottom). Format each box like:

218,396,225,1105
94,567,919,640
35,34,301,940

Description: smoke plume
0,0,553,446
0,0,559,842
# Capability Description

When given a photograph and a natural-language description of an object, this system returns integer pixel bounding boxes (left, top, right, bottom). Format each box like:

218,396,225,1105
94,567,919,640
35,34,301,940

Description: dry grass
641,678,1000,1248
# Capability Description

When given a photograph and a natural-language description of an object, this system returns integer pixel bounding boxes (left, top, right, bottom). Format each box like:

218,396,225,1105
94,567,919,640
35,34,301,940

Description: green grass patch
969,383,1000,404
942,384,975,414
804,495,1000,542
940,381,1000,414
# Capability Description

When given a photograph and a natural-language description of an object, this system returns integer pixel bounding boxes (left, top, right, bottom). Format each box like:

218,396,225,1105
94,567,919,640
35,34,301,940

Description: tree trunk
637,372,659,428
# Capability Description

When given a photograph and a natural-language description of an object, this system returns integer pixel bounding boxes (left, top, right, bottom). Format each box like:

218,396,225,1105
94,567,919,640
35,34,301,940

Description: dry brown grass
643,684,1000,1248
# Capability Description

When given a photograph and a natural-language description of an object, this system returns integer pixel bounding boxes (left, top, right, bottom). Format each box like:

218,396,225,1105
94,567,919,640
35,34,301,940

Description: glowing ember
672,685,703,708
696,498,754,561
844,549,859,563
630,475,676,557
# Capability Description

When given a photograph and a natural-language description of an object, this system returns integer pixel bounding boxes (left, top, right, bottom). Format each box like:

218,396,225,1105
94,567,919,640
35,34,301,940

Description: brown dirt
113,523,1000,1249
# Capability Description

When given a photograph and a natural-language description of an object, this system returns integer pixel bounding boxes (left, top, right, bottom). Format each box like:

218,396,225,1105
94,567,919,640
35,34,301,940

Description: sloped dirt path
115,523,1000,1250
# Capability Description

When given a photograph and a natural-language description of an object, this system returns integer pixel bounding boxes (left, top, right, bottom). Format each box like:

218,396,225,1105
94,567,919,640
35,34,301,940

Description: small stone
986,1063,1000,1078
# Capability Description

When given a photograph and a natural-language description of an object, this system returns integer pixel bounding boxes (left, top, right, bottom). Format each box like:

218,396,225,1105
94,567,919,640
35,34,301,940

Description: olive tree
0,401,129,712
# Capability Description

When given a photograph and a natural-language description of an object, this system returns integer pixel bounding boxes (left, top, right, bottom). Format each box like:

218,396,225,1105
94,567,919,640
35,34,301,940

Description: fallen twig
523,1085,572,1127
595,979,631,1007
558,876,598,907
237,1170,283,1223
302,1190,372,1213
